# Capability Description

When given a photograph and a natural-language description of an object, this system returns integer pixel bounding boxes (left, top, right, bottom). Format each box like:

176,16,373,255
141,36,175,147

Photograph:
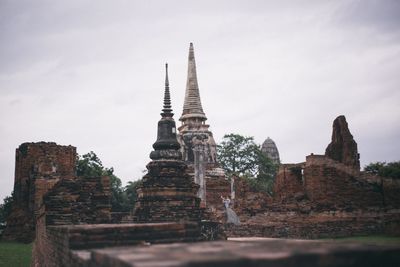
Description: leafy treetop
364,161,400,179
217,133,278,194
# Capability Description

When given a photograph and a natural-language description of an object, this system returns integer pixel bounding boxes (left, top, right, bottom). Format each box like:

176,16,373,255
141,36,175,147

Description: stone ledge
85,238,400,267
48,222,201,250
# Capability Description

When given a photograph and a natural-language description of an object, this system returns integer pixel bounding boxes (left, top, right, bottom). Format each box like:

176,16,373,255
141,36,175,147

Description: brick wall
225,209,400,239
234,178,272,217
271,155,398,211
44,176,111,225
359,173,400,208
382,178,400,208
32,207,71,267
32,175,111,266
304,155,383,209
274,163,306,203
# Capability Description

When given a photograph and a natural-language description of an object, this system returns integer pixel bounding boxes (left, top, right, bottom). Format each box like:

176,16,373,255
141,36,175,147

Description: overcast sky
1,0,400,201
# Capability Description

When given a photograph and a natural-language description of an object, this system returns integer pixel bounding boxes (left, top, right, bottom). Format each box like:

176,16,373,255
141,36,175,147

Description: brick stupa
133,64,202,223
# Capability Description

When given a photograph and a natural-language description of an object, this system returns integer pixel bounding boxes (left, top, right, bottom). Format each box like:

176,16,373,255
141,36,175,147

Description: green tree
0,193,13,224
217,133,278,194
77,151,137,212
217,134,260,177
364,161,400,179
77,151,113,177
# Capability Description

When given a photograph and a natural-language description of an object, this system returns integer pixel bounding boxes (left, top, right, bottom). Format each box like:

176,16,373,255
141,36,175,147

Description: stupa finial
162,63,173,117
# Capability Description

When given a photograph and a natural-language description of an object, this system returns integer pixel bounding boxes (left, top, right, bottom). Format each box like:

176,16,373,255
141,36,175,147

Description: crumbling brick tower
2,142,76,242
325,115,360,170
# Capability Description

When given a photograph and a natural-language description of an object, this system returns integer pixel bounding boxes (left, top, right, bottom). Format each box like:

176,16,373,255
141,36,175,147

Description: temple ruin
273,115,380,207
1,43,399,266
227,115,400,238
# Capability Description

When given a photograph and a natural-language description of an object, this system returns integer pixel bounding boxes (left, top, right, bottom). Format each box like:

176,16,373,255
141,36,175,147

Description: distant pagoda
261,137,280,165
178,43,226,206
133,64,202,223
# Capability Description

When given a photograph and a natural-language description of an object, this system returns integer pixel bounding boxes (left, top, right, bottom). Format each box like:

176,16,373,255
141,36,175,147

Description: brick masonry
272,155,399,211
274,163,306,203
304,155,383,209
2,142,76,242
133,160,202,224
226,209,400,238
32,172,113,266
43,176,111,226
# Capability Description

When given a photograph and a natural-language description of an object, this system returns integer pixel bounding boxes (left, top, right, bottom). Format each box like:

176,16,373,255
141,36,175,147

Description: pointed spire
180,43,207,121
162,63,173,117
150,63,181,160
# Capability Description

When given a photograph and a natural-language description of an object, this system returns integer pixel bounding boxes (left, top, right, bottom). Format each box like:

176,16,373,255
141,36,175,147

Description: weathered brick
3,142,76,242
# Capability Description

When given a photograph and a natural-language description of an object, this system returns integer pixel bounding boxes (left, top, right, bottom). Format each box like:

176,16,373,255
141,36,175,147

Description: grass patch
0,241,32,267
322,235,400,245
